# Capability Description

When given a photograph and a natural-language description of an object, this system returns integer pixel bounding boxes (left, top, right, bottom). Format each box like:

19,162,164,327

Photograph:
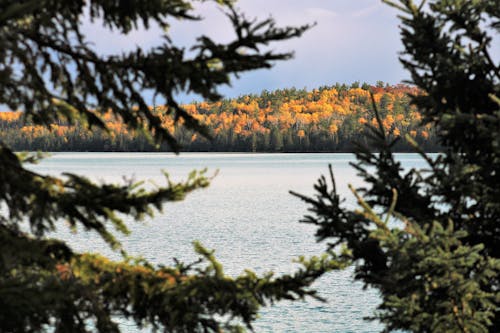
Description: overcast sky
81,0,407,102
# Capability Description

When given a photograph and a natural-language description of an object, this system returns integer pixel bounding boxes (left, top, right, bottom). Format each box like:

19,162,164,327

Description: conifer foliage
0,84,439,153
294,0,500,331
0,1,334,332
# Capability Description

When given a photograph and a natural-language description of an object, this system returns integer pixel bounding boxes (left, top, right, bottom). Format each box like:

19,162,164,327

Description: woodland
1,83,439,152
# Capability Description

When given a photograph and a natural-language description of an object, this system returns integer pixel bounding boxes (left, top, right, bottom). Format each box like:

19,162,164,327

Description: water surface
32,153,428,332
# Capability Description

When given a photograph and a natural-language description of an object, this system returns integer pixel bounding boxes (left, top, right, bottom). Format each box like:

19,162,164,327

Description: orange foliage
0,84,431,149
0,112,21,121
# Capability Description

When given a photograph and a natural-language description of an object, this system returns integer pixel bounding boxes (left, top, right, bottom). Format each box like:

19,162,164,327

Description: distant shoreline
17,149,443,154
1,84,441,154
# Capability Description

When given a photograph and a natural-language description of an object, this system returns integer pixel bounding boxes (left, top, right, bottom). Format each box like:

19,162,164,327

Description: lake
31,153,428,333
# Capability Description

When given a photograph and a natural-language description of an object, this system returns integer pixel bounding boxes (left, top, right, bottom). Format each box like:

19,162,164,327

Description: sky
81,0,407,102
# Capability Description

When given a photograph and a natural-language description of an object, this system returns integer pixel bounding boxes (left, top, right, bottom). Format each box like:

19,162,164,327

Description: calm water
31,153,428,333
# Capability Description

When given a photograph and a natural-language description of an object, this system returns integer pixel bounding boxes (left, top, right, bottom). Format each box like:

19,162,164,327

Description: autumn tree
0,84,434,152
0,1,335,332
295,0,500,332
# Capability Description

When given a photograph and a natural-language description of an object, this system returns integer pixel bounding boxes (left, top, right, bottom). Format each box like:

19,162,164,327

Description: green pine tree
294,0,500,332
270,126,284,152
0,1,335,332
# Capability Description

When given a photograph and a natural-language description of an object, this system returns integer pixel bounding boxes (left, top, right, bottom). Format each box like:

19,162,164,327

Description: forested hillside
0,83,439,152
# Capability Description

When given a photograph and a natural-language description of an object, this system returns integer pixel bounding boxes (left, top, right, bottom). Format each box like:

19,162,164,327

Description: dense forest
0,82,440,152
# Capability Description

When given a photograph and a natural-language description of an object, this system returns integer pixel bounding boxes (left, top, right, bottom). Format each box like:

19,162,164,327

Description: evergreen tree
0,1,334,332
270,126,284,152
294,0,500,332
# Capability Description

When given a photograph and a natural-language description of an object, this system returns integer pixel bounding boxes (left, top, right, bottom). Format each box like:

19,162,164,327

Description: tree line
0,82,440,152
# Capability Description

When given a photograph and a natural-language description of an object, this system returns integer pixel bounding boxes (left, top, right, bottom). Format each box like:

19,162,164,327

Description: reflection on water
29,152,428,332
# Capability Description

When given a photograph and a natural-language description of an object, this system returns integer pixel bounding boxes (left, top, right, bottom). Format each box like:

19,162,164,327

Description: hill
0,83,439,152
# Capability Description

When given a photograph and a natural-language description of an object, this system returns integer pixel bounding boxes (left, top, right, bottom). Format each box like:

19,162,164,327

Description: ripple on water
29,153,430,332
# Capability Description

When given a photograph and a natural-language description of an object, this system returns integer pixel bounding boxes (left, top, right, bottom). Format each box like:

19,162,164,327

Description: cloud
81,13,164,54
351,4,382,18
305,7,338,19
78,0,408,102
